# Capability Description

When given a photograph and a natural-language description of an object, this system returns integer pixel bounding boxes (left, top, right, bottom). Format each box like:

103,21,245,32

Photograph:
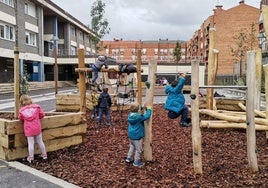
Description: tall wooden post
264,64,268,139
246,51,258,172
78,49,86,114
14,47,20,118
261,4,268,139
206,28,216,110
191,60,202,174
136,49,142,105
144,59,157,161
255,49,262,110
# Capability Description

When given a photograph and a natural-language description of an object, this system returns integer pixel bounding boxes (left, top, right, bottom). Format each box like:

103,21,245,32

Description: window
0,0,14,7
142,49,147,55
71,46,77,55
79,31,83,40
25,31,37,46
24,3,28,14
0,25,4,38
71,27,76,37
24,1,36,17
0,23,14,41
120,48,124,55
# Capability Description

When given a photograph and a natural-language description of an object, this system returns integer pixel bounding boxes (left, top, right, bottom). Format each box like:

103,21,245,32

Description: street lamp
51,36,59,94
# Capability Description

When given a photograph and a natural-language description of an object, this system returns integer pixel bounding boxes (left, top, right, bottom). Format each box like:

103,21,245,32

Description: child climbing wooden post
191,60,202,174
144,59,157,161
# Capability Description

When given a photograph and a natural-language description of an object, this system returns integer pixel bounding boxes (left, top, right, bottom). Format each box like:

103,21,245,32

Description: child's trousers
127,139,143,162
27,133,46,158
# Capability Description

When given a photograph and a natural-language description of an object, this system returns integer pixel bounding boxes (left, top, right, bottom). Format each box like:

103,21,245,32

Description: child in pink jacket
18,95,47,163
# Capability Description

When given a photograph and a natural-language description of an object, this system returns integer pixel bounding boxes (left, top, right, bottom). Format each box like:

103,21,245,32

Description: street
0,87,78,112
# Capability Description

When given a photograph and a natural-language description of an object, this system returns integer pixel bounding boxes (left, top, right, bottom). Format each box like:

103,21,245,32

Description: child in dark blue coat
125,103,152,167
164,72,191,127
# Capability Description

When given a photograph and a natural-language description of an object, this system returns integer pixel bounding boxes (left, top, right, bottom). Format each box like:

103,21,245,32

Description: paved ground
0,159,79,188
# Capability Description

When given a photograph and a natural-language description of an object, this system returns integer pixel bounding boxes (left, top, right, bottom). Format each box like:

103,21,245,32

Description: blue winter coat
164,77,185,114
127,109,152,140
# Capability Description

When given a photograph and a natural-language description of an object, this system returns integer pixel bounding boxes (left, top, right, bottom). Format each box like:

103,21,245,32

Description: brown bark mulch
17,104,268,187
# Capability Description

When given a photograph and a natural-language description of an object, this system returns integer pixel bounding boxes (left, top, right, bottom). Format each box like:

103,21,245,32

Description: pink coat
18,104,45,137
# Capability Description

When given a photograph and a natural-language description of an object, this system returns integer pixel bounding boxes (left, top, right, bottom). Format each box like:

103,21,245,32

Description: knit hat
98,55,106,62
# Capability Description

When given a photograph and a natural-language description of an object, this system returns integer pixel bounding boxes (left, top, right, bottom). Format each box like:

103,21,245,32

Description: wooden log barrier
0,112,86,161
200,109,268,126
200,120,268,131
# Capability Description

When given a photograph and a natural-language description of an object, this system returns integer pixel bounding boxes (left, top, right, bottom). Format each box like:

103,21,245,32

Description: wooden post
264,64,268,138
144,59,157,161
261,4,268,139
246,51,258,172
206,28,216,110
255,49,262,110
136,49,142,105
14,47,20,118
191,60,202,174
78,49,86,114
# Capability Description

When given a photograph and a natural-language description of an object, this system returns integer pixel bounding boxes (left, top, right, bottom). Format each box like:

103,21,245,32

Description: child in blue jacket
164,72,191,127
125,103,152,167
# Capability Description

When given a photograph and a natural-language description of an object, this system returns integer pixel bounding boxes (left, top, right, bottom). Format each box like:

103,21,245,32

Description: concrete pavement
0,159,79,188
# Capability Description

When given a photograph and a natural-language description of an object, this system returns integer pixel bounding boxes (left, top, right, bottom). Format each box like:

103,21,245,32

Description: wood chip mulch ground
19,104,268,187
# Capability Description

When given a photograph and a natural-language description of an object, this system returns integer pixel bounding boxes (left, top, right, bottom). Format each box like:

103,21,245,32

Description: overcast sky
51,0,260,41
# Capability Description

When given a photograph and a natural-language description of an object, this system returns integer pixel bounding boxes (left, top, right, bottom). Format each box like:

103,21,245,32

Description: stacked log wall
0,112,87,161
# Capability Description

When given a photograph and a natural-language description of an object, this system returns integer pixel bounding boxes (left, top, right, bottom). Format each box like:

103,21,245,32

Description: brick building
187,1,259,83
98,39,187,64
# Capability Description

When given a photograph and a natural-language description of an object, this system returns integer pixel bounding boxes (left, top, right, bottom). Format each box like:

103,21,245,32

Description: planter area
0,112,86,161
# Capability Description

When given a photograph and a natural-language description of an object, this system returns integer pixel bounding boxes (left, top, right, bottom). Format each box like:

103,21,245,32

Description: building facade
0,0,97,83
98,39,188,64
187,1,259,83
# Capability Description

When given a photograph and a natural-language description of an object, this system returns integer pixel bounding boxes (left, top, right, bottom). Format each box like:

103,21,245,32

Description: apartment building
187,1,259,83
98,39,187,64
97,39,207,84
0,0,97,83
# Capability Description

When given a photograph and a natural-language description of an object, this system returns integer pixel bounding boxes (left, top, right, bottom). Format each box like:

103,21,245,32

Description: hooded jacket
164,77,185,114
18,104,45,137
127,108,152,140
94,58,108,70
98,92,112,108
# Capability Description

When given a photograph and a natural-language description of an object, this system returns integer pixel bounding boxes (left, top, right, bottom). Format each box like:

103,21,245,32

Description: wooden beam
200,120,268,130
75,67,143,73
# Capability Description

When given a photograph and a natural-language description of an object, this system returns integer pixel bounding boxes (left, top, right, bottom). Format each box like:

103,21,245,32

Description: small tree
173,42,181,63
90,0,110,52
230,23,258,80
